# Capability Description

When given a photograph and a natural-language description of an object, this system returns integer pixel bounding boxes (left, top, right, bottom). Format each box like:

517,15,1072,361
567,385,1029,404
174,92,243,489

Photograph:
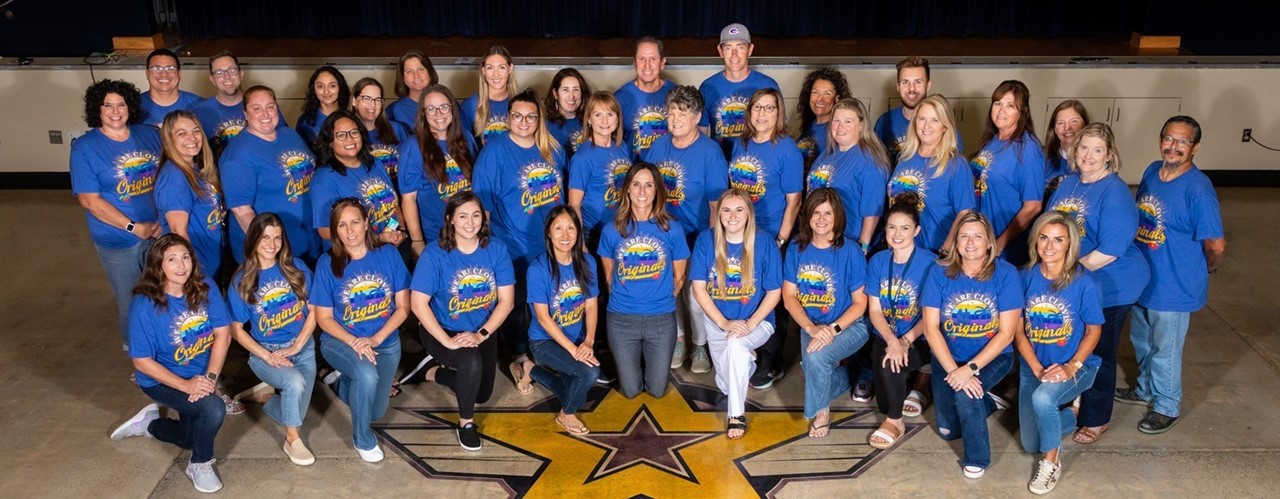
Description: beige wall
3,62,1276,184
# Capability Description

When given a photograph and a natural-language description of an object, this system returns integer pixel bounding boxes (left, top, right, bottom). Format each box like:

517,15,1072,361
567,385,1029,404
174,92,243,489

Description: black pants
421,328,497,419
871,335,930,419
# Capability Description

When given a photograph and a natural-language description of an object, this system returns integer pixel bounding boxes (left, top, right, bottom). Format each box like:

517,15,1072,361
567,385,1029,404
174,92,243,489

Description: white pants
676,287,709,346
704,316,774,417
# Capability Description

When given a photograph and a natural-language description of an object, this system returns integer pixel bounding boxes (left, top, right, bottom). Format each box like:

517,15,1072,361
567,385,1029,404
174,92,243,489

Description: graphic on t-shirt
551,280,587,327
203,185,227,231
371,145,399,181
215,120,245,143
438,156,471,200
279,150,316,202
1025,294,1072,345
806,161,835,192
713,95,749,140
519,162,562,213
603,158,632,209
657,160,686,206
482,116,509,144
632,106,669,153
796,136,818,162
891,135,907,155
115,152,160,201
942,292,998,339
615,235,667,281
1051,196,1088,236
969,150,993,196
888,168,928,211
729,155,767,202
340,273,391,327
360,178,399,232
256,280,304,335
171,308,215,365
1135,194,1167,249
795,263,837,313
448,266,497,319
706,257,755,303
568,130,584,153
879,277,921,327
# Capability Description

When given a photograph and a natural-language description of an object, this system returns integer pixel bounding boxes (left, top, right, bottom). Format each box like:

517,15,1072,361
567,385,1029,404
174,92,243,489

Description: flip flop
808,422,830,439
868,421,903,450
509,362,534,395
554,415,590,436
903,390,927,418
1073,424,1108,444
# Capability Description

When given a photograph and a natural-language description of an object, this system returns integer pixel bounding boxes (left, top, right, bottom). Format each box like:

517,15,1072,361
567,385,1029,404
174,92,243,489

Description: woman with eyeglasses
969,80,1046,265
155,110,227,280
386,50,440,131
310,110,406,251
351,78,410,192
545,68,591,157
730,88,803,244
888,94,976,254
461,46,519,145
400,84,479,255
296,66,350,150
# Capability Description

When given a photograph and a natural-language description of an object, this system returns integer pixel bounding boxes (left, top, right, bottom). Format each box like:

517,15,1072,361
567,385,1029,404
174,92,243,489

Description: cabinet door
1111,98,1182,184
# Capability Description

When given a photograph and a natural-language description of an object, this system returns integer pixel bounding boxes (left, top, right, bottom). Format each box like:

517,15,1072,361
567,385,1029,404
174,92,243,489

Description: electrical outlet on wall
1242,129,1252,142
48,130,62,144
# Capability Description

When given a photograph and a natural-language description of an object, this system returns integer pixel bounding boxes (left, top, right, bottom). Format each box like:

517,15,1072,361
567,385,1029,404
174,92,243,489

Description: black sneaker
852,381,874,403
1114,387,1153,407
750,358,779,389
1138,411,1178,434
457,422,482,451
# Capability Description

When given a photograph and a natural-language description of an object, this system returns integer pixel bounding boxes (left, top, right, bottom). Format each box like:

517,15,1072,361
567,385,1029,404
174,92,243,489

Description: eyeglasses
1160,135,1194,147
356,95,386,105
424,104,451,116
148,65,178,73
211,67,241,78
333,129,362,141
509,112,540,124
751,104,778,114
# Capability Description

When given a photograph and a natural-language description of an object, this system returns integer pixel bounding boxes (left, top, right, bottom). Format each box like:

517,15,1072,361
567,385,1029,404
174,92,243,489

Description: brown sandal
868,420,904,450
509,362,534,395
1073,424,1108,444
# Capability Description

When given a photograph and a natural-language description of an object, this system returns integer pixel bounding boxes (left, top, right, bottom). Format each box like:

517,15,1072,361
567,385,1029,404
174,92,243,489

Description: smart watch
125,220,136,233
478,327,490,339
205,372,218,382
831,323,843,334
968,362,980,376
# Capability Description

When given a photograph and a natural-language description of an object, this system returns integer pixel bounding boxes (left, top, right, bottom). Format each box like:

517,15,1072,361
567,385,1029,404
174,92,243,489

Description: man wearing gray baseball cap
698,23,781,158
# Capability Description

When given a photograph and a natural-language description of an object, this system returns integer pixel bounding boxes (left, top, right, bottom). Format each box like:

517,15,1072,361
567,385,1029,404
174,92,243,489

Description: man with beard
698,23,780,158
192,51,287,156
874,57,964,163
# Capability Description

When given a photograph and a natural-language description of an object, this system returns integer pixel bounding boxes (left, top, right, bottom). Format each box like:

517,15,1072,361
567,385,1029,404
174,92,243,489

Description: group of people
82,24,1225,495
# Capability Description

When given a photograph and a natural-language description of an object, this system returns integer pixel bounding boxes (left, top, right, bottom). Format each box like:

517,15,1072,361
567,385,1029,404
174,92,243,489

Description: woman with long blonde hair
461,45,520,144
888,94,976,253
156,109,227,278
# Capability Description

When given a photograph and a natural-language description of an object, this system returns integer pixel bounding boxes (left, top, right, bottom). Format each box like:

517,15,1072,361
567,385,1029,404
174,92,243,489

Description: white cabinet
1043,97,1182,184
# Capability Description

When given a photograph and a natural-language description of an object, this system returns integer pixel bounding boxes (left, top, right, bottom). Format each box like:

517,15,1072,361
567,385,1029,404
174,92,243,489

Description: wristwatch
831,323,843,334
204,372,218,382
477,327,490,339
968,362,980,376
125,220,136,233
1070,360,1084,371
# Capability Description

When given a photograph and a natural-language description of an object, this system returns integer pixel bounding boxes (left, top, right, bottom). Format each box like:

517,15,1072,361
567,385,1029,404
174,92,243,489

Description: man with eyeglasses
698,23,780,158
1118,115,1226,435
192,51,286,155
138,49,202,128
615,36,678,160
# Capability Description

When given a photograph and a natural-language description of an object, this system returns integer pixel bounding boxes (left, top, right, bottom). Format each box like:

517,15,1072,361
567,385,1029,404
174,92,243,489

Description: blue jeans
94,239,150,345
247,338,317,428
1077,304,1133,427
140,383,225,464
607,311,677,398
1129,305,1190,417
931,352,1013,469
800,321,869,418
1018,359,1097,453
320,334,401,450
530,339,601,415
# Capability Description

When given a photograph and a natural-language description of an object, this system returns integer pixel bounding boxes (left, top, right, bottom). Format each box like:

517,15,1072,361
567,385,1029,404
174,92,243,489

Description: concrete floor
2,188,1278,498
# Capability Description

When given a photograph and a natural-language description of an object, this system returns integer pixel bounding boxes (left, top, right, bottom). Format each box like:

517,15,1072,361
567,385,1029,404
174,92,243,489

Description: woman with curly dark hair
296,66,351,149
794,68,851,167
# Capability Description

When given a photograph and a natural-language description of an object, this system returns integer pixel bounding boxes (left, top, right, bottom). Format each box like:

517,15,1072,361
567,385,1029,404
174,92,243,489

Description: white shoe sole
963,466,985,479
356,445,384,463
110,403,159,440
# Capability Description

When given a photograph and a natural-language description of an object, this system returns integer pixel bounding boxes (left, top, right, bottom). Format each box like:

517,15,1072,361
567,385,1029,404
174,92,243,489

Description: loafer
284,438,316,466
1138,411,1179,434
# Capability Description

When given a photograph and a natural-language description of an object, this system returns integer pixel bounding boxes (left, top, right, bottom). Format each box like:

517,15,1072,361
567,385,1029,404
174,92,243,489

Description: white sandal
902,390,926,418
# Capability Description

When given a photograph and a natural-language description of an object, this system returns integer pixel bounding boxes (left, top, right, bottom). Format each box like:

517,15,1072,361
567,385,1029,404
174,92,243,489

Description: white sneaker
1029,459,1062,494
989,392,1011,411
185,459,223,493
963,465,985,479
689,345,711,374
110,403,159,440
670,340,686,369
357,444,385,463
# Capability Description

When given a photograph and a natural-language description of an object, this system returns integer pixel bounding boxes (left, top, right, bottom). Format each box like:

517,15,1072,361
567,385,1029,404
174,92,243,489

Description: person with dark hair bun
296,66,351,149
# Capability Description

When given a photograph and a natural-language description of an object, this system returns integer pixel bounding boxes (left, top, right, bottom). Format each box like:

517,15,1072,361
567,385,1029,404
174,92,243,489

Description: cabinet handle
1106,107,1112,122
1115,107,1121,121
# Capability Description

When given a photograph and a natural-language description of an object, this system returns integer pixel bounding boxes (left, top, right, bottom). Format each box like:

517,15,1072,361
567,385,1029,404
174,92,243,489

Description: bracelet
411,238,424,242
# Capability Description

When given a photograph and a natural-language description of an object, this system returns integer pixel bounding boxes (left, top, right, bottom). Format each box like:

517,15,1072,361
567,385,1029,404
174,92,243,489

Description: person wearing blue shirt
794,69,851,169
889,95,977,253
227,213,318,466
969,81,1046,265
461,46,518,145
220,86,319,265
1046,124,1150,446
921,212,1022,480
155,110,227,278
806,98,892,252
110,235,231,493
615,37,677,160
691,190,782,440
545,68,589,157
568,92,632,241
1118,116,1226,434
729,88,804,241
139,49,202,128
385,50,439,132
699,23,781,157
400,84,478,255
352,77,412,192
313,199,410,462
527,207,601,436
191,52,286,155
410,192,516,451
599,162,689,398
310,111,406,251
874,57,966,161
294,66,349,150
866,194,938,449
1041,100,1088,202
71,79,163,348
1015,211,1105,495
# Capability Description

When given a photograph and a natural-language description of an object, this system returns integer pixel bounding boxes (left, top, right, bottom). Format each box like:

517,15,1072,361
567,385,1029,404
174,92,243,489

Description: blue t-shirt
729,137,804,238
312,245,409,338
527,253,599,343
796,121,828,167
1021,266,1104,368
191,98,245,150
866,248,937,337
970,132,1046,238
698,71,781,156
640,133,729,237
567,141,632,233
459,96,510,145
615,80,677,159
920,260,1022,363
294,110,328,149
220,130,319,262
399,135,479,241
874,106,966,161
547,117,584,157
690,230,783,325
783,240,867,326
311,162,401,250
366,123,411,192
1048,173,1149,307
69,126,162,249
1134,161,1224,312
472,134,566,266
128,281,231,388
411,239,516,332
228,259,313,343
1043,151,1070,200
385,97,419,132
154,163,227,275
599,218,690,314
806,144,890,242
887,154,977,252
139,91,202,128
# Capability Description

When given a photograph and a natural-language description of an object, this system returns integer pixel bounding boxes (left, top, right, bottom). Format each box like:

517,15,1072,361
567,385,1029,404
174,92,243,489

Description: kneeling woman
410,192,515,451
228,213,319,466
527,206,601,435
112,235,232,493
314,199,411,463
1016,211,1103,494
691,189,783,439
921,212,1022,479
782,188,869,439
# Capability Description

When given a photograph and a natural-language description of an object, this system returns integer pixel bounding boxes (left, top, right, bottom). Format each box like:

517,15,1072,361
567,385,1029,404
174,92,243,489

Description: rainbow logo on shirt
632,106,669,153
552,280,587,327
340,274,391,328
569,130,584,153
806,161,834,192
170,308,215,366
1025,294,1073,346
795,263,836,313
969,150,993,197
603,157,633,209
215,119,245,144
279,150,316,202
360,178,399,233
1135,194,1167,249
797,136,818,162
888,168,928,211
714,96,749,141
879,277,921,331
481,115,510,144
943,292,998,340
114,152,159,202
615,235,667,282
256,280,304,335
202,182,227,231
371,144,399,181
706,258,755,303
1051,196,1089,237
519,162,562,213
729,154,767,202
657,160,686,207
449,267,497,318
891,135,907,155
438,156,471,200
